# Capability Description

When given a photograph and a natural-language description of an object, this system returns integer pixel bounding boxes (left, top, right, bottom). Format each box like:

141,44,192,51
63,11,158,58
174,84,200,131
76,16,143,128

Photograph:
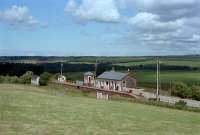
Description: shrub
171,82,192,98
20,71,33,84
0,75,20,84
39,72,51,86
175,100,187,109
191,85,200,101
10,76,20,83
3,76,12,83
0,76,4,83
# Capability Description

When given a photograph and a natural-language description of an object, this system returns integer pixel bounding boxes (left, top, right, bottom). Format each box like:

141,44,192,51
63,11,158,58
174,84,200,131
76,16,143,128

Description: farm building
31,75,40,86
95,71,136,91
83,70,136,91
84,72,95,86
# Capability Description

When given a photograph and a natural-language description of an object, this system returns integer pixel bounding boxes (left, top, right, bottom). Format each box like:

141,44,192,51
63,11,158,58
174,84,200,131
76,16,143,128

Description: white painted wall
58,76,66,82
95,79,123,91
84,75,95,85
31,77,40,85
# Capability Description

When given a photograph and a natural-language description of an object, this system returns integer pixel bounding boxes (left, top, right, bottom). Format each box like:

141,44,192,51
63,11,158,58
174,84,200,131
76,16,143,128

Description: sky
0,0,200,56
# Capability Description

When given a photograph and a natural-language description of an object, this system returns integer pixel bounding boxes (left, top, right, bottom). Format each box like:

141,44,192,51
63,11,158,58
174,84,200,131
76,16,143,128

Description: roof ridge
97,71,128,80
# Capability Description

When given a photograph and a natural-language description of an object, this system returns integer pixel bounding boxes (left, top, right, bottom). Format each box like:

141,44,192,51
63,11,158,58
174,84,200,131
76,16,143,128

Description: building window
123,81,126,87
106,81,109,85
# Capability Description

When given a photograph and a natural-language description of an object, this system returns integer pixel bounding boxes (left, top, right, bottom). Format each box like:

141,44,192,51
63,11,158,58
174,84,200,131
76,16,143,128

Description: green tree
0,76,4,83
20,71,33,84
175,100,187,109
10,76,20,83
191,85,200,101
39,72,51,86
4,76,11,83
171,82,192,98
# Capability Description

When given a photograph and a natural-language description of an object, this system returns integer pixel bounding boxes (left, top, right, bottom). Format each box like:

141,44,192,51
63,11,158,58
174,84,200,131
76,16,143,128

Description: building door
116,86,119,91
114,82,117,90
106,81,109,89
88,76,91,85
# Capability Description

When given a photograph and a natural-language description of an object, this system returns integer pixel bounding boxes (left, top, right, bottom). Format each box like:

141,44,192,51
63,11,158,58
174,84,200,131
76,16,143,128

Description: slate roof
84,72,94,76
97,71,129,81
58,75,66,78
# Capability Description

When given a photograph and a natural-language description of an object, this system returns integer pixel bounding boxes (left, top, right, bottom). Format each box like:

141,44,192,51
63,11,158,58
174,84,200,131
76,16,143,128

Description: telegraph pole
95,59,98,77
170,80,172,96
61,63,63,76
156,57,160,101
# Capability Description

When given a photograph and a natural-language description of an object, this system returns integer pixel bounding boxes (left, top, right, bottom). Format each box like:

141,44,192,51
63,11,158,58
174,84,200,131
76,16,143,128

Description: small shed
84,72,95,86
31,75,40,86
58,75,66,82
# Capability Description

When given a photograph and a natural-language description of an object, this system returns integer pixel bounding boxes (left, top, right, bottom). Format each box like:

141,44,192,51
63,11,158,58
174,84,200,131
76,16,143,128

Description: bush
175,100,187,109
175,100,187,106
171,82,192,98
0,75,20,84
191,85,200,101
39,72,51,86
171,83,200,101
3,76,11,83
10,76,20,83
20,71,33,84
0,76,4,83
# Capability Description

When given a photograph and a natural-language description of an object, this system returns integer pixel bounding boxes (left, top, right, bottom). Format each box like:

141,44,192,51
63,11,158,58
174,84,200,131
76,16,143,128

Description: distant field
116,60,200,68
0,84,200,135
3,56,200,68
133,71,200,89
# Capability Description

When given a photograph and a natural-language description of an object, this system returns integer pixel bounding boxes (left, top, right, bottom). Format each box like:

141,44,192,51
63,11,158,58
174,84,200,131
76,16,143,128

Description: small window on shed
122,81,126,87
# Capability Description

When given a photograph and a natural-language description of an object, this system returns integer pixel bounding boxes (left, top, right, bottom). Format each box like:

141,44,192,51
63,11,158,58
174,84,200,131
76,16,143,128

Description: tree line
0,71,51,86
0,63,199,77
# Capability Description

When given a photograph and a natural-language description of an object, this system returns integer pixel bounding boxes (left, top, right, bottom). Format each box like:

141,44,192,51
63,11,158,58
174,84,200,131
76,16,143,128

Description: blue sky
0,0,200,56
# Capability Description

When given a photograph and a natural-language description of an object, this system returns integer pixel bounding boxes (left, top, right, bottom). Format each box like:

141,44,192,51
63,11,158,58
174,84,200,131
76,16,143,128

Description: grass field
0,84,200,135
5,56,200,68
116,60,200,68
133,71,200,89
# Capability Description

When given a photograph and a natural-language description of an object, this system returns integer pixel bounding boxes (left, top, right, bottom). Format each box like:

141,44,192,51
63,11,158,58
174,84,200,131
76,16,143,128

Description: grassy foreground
0,84,200,135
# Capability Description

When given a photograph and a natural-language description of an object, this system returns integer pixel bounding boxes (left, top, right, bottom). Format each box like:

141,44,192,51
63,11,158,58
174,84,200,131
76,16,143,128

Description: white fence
96,92,109,100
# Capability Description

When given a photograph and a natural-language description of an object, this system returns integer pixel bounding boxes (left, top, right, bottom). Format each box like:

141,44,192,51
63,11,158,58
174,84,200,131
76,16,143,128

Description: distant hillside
1,55,200,64
0,55,200,79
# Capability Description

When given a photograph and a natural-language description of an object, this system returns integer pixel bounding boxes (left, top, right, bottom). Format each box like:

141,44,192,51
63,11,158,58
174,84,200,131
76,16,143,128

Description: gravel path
131,89,200,108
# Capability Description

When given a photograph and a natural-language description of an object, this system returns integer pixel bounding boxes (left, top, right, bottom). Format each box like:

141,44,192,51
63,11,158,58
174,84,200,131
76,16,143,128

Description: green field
0,84,200,135
4,56,200,68
133,71,200,89
116,60,200,68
